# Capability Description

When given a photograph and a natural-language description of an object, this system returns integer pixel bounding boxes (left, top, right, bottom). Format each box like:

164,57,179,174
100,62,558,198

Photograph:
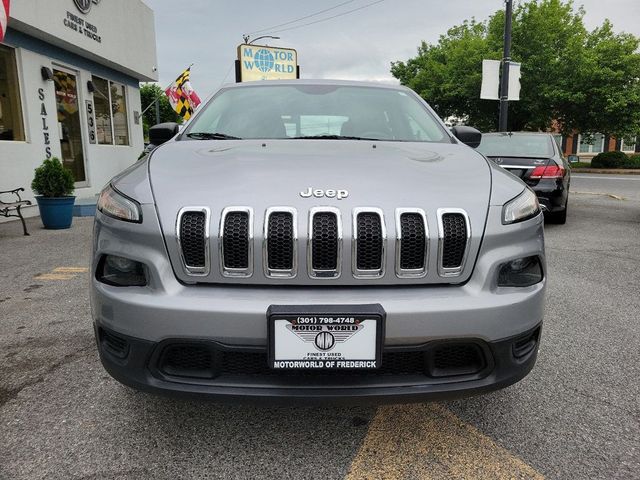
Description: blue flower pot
36,196,76,229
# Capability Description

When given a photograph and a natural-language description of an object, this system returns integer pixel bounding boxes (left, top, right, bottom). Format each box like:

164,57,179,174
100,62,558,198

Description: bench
1,188,32,236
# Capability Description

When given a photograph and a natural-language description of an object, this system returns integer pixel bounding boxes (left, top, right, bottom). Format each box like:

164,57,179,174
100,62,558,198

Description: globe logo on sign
314,331,336,351
254,49,275,73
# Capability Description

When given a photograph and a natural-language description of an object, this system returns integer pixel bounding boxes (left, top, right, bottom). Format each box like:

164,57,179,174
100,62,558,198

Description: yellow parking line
34,273,75,280
53,267,89,273
345,403,543,480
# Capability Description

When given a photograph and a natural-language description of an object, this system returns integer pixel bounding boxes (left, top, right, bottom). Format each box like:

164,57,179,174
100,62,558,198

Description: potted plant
31,157,76,229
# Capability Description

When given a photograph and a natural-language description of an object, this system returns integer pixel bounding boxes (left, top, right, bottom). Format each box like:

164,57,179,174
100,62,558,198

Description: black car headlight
497,256,543,287
97,255,147,287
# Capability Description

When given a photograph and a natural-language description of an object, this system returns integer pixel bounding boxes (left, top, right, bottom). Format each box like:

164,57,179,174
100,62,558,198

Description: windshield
184,84,450,142
477,134,554,158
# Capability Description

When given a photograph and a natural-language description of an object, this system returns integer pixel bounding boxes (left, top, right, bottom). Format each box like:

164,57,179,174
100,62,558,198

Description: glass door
53,68,87,184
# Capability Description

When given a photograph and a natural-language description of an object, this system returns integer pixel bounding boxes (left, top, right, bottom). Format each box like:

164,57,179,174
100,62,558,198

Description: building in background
555,131,639,159
1,0,157,216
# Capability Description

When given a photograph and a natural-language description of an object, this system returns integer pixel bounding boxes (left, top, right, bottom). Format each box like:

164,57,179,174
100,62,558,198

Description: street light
243,35,281,45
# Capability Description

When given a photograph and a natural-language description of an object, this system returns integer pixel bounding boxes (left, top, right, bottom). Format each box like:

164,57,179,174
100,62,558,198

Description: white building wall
0,47,144,218
1,0,154,220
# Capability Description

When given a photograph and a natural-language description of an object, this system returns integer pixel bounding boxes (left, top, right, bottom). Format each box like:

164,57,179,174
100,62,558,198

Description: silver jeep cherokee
91,80,545,403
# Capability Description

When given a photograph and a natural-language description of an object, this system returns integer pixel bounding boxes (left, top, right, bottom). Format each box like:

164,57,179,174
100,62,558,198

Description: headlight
97,184,142,223
502,188,540,224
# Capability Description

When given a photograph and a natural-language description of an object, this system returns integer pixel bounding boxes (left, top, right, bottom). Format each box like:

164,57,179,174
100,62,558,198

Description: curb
571,168,640,175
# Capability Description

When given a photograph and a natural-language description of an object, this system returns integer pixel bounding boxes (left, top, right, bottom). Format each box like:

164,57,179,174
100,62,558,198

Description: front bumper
95,322,542,404
91,204,546,402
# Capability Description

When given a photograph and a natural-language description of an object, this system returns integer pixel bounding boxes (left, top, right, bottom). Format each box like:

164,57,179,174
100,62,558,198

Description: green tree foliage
139,83,181,139
391,0,640,136
31,158,75,197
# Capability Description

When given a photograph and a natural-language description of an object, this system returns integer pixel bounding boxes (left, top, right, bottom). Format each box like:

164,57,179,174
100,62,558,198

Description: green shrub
620,155,640,169
590,151,628,168
31,157,75,197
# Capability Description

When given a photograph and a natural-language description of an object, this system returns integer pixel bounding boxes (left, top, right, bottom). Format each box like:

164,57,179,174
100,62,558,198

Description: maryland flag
0,0,10,43
165,66,201,121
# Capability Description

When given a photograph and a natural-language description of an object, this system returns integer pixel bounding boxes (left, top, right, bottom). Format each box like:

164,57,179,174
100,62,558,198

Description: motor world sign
237,44,298,82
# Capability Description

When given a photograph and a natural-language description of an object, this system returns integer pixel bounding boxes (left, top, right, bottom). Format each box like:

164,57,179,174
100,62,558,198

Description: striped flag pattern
0,0,10,43
165,67,201,121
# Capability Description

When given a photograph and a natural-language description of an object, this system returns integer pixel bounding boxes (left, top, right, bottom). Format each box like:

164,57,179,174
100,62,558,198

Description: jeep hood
148,139,492,285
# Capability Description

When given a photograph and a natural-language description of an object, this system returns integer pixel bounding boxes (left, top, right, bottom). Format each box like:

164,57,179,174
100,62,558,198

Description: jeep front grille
437,208,471,277
353,208,386,278
176,206,471,281
176,207,210,275
308,207,342,278
220,207,253,277
396,208,428,277
264,208,297,277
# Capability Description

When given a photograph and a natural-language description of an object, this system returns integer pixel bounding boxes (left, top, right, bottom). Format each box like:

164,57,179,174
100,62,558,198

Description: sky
143,0,640,98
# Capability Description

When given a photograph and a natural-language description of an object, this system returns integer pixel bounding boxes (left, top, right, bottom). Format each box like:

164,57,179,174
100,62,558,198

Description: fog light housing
97,255,147,286
497,256,543,287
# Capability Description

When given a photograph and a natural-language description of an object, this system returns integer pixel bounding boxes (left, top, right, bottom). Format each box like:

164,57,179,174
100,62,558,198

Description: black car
477,132,570,224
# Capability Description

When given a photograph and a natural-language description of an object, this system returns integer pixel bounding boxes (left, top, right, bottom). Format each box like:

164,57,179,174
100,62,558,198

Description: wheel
546,199,568,224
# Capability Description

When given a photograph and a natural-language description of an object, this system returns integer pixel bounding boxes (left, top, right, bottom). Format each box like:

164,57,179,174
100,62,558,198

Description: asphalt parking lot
1,173,638,480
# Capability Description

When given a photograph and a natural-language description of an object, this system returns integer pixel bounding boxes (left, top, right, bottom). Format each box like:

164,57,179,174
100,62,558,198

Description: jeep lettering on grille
299,187,349,200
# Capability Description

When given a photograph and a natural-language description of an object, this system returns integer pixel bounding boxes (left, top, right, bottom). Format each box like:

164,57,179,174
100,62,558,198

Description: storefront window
93,76,113,144
110,81,129,146
92,76,129,146
0,45,25,141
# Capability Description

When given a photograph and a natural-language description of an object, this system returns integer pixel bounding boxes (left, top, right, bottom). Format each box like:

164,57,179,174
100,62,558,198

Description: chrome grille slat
176,207,210,276
219,207,253,277
308,207,342,278
264,207,297,278
437,208,471,277
353,208,386,278
395,208,428,278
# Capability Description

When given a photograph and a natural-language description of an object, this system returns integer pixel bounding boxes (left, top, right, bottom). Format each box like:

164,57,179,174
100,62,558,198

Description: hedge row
590,151,640,169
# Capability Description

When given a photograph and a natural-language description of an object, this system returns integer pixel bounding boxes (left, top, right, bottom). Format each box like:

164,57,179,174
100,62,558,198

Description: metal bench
1,188,32,236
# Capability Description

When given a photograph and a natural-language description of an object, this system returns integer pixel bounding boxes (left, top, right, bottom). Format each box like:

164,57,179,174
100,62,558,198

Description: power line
268,0,386,35
245,0,357,36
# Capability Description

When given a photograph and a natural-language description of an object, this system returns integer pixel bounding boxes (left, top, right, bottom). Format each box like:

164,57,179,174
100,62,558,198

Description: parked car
477,132,570,224
92,80,545,403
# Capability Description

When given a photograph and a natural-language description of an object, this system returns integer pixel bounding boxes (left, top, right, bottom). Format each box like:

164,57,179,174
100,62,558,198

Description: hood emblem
300,187,349,200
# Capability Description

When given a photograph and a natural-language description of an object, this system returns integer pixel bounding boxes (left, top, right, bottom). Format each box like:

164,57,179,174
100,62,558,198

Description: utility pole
499,0,513,132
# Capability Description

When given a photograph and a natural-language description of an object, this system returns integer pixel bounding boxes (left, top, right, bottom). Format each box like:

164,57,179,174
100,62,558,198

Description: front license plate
268,305,385,370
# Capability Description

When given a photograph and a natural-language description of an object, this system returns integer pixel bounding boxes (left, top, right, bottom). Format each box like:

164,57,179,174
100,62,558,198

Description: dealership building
1,0,157,217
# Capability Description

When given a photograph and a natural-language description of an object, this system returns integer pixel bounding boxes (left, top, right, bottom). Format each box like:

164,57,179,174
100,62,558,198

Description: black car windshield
184,84,450,142
477,134,555,158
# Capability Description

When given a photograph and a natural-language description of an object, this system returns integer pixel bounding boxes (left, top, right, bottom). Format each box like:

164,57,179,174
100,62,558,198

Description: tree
139,83,181,139
391,0,640,137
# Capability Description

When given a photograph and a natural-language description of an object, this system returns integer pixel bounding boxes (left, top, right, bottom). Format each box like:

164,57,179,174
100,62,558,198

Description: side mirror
149,122,179,146
568,154,580,164
451,126,482,149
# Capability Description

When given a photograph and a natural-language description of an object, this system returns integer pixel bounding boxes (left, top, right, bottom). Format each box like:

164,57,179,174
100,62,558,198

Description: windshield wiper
186,132,242,140
292,134,379,141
